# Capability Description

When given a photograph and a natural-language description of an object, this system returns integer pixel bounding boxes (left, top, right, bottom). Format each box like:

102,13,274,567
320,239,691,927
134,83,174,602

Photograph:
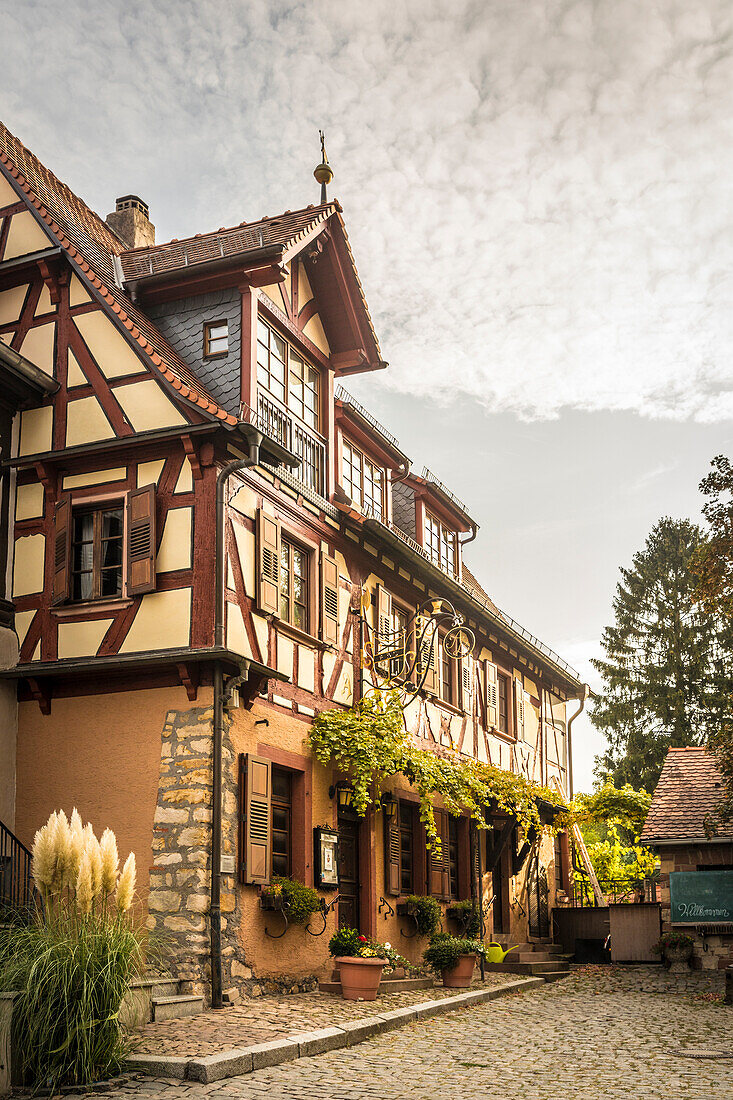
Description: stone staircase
319,968,434,995
123,977,205,1027
483,935,573,983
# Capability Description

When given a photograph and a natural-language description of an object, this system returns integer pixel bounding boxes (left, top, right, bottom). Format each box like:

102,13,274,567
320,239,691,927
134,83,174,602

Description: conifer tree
591,517,732,792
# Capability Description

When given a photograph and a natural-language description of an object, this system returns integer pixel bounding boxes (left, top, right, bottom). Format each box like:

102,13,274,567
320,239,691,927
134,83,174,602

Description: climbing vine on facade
308,690,567,849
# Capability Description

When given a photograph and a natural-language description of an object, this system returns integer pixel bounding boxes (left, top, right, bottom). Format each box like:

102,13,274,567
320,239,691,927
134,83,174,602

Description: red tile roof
640,747,733,844
0,119,240,425
120,205,336,280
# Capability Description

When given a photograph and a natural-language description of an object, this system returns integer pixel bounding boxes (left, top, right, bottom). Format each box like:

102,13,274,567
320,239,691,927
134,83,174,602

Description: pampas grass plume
87,832,103,899
32,817,56,896
100,828,119,895
76,849,93,916
116,852,136,913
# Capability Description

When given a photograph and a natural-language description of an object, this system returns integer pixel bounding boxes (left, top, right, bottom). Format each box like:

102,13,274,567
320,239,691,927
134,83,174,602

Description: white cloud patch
4,0,733,421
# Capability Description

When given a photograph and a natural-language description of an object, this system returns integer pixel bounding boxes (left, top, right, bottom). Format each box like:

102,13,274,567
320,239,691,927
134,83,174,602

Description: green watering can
485,942,520,964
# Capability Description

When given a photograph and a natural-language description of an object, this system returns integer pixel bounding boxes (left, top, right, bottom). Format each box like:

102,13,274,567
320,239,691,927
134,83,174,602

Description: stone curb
126,977,543,1084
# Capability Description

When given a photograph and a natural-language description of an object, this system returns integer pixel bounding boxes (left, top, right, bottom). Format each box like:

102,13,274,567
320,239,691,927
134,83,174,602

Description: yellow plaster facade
13,533,46,598
119,587,192,653
114,379,187,433
66,396,114,446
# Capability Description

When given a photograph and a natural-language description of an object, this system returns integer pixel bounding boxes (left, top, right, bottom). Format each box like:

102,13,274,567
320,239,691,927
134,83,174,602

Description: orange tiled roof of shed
640,747,733,844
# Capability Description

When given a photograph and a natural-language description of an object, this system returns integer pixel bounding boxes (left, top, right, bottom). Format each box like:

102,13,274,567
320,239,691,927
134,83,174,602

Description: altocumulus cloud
4,0,732,421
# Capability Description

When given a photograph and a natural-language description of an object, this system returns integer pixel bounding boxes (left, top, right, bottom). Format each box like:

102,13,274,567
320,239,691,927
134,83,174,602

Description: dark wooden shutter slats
127,484,156,596
52,497,71,605
485,661,499,730
429,809,450,901
321,551,339,645
462,658,472,715
385,813,401,896
376,584,392,663
418,618,438,694
256,510,281,615
244,753,271,885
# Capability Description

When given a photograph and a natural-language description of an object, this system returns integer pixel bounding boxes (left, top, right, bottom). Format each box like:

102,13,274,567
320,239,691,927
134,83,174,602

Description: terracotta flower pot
441,953,476,988
335,956,386,1000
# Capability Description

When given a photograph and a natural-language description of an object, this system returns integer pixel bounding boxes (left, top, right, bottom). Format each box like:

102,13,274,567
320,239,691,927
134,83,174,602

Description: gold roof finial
313,130,334,204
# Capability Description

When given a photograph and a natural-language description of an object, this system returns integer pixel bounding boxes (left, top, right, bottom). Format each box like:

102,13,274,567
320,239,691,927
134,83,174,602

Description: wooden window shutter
256,510,281,615
461,657,473,715
243,753,272,885
127,485,157,596
52,497,72,606
514,678,526,740
429,810,450,901
485,661,499,730
320,550,339,645
376,584,392,661
384,813,401,896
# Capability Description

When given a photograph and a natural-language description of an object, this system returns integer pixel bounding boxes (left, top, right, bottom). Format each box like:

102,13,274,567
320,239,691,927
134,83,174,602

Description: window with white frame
257,318,320,431
424,511,457,576
342,439,384,519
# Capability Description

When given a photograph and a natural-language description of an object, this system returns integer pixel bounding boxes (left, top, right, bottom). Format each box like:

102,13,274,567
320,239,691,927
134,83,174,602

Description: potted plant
446,899,481,938
329,928,386,1000
653,931,695,972
258,882,285,911
423,933,484,988
395,895,441,937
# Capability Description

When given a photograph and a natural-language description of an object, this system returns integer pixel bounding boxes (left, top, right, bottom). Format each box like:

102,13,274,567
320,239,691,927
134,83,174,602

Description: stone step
319,975,434,995
152,994,205,1022
542,969,572,983
484,960,569,977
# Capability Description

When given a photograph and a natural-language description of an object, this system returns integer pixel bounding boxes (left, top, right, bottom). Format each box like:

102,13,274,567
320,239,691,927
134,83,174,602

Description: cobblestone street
101,967,733,1099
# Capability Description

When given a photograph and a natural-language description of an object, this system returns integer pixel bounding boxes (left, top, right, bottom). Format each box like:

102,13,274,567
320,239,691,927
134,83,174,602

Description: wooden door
337,814,360,931
527,850,550,939
609,904,661,962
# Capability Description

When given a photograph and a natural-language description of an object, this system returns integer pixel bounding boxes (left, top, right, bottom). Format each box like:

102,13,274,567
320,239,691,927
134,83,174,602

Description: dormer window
342,440,384,519
425,511,457,576
204,320,229,358
257,318,320,432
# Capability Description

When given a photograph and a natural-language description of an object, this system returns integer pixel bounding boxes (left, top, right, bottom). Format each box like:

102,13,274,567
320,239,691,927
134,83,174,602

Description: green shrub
329,926,363,957
423,933,484,975
404,895,441,937
449,899,481,938
272,876,322,925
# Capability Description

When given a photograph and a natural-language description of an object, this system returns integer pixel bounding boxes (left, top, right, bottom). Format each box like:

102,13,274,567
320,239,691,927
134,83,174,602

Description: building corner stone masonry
146,706,318,1001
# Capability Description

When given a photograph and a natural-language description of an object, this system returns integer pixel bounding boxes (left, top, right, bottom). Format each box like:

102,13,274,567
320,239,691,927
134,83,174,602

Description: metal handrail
335,387,400,449
421,466,469,517
0,818,35,914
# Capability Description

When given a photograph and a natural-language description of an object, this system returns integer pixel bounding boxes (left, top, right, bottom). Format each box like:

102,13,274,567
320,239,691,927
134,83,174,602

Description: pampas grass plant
0,810,149,1089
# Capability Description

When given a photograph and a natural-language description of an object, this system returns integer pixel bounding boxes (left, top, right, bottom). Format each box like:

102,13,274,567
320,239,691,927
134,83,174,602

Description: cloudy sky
4,0,732,788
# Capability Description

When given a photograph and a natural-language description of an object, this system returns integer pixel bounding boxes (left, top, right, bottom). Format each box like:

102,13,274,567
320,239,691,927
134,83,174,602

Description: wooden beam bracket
36,256,69,305
177,662,199,701
27,676,51,715
182,434,203,481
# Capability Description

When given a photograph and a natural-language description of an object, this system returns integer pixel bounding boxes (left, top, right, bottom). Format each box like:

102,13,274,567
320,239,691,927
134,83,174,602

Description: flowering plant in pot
423,933,484,988
328,927,386,1000
653,931,695,972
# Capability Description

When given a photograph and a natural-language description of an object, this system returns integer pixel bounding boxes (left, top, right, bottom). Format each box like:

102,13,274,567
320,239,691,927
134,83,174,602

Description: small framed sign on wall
669,870,733,924
314,827,339,888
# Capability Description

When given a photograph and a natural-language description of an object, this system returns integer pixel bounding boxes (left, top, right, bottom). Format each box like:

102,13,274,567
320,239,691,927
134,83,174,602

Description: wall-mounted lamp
329,782,354,809
380,793,398,819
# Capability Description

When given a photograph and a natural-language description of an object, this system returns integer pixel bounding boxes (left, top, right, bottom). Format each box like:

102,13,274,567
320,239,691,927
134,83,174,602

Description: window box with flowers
258,884,286,912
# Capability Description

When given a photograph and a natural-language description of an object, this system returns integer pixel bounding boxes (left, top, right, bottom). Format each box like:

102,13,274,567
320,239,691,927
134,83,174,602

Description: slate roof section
120,205,335,280
640,747,733,844
0,118,238,425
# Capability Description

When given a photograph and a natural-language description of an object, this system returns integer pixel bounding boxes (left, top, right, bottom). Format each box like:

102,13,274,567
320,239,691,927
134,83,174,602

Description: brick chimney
106,195,155,250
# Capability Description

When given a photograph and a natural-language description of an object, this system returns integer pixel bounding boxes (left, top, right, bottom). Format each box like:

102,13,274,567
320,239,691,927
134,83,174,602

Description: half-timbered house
0,119,584,1003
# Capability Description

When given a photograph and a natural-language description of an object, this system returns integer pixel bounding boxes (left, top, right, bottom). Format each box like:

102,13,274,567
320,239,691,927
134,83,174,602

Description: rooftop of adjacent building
640,746,733,845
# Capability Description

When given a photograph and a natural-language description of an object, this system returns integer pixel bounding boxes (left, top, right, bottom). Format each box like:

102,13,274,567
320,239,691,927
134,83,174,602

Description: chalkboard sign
669,870,733,923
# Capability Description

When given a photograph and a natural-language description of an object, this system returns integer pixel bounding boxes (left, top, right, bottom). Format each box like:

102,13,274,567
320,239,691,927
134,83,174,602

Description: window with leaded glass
498,672,509,735
71,505,124,601
279,538,309,630
271,767,292,877
439,637,456,706
257,319,287,406
289,350,319,430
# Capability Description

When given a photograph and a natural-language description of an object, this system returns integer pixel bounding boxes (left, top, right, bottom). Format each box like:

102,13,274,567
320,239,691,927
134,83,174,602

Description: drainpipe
211,436,262,1009
565,684,590,800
